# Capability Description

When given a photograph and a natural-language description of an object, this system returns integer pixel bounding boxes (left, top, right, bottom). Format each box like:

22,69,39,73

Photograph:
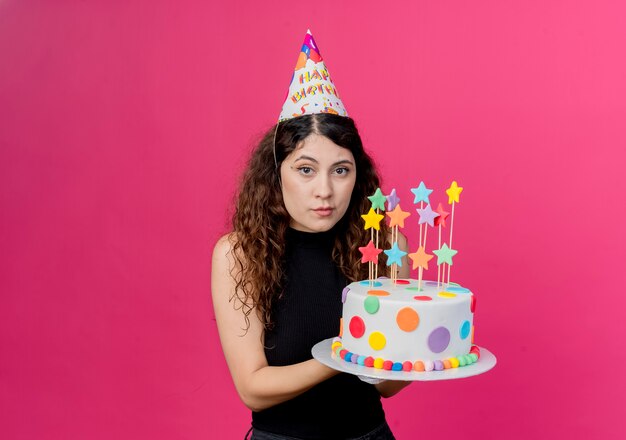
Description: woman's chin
290,217,339,233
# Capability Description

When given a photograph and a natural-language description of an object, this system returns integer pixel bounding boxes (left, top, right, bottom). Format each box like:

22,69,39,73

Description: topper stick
418,201,424,251
370,227,375,284
394,225,399,284
447,201,456,285
437,221,442,287
418,266,423,290
419,225,429,289
438,263,442,287
375,228,379,280
375,209,381,280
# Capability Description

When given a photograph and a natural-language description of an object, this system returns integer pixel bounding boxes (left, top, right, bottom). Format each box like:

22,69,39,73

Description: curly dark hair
230,113,389,332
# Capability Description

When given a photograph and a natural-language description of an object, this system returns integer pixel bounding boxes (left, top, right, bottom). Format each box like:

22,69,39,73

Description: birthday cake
333,279,479,372
332,181,481,372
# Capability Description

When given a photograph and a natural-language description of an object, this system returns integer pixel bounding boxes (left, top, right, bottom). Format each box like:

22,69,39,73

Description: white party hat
278,30,348,122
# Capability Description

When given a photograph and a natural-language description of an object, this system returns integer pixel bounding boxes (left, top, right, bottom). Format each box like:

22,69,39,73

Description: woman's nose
314,175,332,198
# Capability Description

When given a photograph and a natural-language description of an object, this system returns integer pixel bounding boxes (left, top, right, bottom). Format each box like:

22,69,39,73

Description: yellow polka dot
374,358,384,369
396,307,420,332
450,357,460,368
438,291,457,298
332,342,342,352
369,332,387,350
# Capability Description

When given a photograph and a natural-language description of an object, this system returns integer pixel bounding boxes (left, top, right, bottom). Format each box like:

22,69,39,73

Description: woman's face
280,134,357,233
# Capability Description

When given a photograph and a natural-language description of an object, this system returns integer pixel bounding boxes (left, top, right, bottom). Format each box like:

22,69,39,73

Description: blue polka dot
460,320,471,339
360,280,382,287
345,353,353,362
447,286,471,293
392,362,403,371
357,355,366,366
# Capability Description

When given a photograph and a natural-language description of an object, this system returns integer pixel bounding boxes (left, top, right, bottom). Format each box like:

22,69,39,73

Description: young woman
212,113,411,439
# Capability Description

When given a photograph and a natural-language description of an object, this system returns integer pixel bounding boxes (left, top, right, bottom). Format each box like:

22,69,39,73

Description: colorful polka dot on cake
364,296,380,314
438,291,456,298
396,307,419,332
360,280,382,287
460,320,471,339
342,286,350,303
367,290,390,296
428,326,451,353
368,331,386,350
349,316,365,338
447,286,470,293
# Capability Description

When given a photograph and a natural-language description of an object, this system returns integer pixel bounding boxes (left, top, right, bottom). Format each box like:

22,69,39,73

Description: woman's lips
313,207,334,217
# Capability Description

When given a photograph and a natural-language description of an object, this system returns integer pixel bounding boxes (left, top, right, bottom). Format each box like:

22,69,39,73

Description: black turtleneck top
251,228,385,439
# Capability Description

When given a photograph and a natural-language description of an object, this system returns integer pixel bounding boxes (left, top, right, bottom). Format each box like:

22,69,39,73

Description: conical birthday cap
278,30,348,122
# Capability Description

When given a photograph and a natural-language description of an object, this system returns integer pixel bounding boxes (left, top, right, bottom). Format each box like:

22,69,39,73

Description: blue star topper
384,242,407,267
410,181,433,205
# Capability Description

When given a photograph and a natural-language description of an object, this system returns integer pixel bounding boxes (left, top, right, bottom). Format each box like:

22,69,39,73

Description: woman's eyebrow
332,159,354,166
293,155,319,163
293,156,354,166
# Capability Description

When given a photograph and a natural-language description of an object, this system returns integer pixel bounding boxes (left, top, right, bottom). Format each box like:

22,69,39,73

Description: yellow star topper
446,180,464,204
361,208,385,231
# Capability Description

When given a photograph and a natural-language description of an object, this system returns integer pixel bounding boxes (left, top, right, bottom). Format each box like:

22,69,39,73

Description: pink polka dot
395,279,410,285
413,296,432,301
349,316,365,338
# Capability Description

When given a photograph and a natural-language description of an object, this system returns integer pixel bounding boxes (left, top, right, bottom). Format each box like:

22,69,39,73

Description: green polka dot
364,296,380,314
405,287,423,291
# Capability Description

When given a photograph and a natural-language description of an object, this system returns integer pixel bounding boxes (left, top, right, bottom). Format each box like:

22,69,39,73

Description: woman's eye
297,166,314,175
334,167,350,176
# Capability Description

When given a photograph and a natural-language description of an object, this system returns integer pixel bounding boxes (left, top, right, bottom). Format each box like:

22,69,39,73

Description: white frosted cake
332,278,479,372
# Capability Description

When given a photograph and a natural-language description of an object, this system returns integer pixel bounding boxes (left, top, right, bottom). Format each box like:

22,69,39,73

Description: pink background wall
1,1,625,438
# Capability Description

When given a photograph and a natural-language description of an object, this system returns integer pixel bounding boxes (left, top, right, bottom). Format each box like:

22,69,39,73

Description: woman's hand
374,380,412,398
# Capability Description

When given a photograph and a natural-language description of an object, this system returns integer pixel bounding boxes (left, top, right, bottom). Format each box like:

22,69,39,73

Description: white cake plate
312,338,496,382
